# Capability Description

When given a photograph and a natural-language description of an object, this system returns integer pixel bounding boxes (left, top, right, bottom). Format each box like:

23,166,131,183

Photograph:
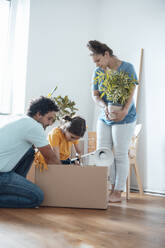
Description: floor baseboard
130,188,165,197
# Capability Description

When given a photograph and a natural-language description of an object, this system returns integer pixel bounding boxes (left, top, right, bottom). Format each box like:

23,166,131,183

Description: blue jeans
0,147,44,208
61,158,75,164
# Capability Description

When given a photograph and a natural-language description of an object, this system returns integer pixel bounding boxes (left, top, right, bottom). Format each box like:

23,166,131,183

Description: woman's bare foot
109,190,122,203
109,184,115,196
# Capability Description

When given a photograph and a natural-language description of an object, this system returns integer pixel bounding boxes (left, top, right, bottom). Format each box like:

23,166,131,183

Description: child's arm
73,143,82,164
74,143,83,157
48,128,61,161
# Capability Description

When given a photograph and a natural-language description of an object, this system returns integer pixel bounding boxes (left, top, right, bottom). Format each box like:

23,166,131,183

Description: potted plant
94,69,138,119
48,86,78,121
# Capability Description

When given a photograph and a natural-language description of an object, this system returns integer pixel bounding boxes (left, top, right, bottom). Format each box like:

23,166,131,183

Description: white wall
98,0,165,193
25,0,165,193
26,0,100,131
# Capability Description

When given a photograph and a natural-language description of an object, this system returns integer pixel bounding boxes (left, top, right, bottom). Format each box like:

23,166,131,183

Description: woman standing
87,40,137,202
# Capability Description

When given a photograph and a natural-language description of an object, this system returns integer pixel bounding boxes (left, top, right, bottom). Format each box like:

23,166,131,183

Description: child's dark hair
87,40,114,56
27,96,59,117
63,115,86,137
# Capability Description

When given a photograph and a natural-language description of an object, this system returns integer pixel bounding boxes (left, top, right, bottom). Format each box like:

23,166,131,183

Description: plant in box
94,69,138,119
48,87,78,122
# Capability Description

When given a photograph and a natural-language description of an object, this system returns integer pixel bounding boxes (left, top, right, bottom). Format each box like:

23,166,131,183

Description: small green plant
94,70,138,105
48,87,78,120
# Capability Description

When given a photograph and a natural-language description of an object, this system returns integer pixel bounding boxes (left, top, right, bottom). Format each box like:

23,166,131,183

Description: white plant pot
107,103,122,119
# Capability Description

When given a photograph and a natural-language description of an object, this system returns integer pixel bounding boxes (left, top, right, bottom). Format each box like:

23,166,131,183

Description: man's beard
39,121,48,130
43,125,48,130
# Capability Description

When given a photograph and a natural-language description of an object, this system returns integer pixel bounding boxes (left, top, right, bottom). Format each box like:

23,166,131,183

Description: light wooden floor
0,193,165,248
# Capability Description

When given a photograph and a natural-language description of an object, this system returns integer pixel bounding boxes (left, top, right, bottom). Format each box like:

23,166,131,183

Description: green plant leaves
95,70,138,105
49,87,78,121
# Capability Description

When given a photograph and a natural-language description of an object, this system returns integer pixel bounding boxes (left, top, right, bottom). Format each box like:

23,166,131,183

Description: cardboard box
35,164,109,209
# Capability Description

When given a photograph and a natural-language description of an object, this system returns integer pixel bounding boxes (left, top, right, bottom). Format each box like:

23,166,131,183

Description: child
48,116,86,164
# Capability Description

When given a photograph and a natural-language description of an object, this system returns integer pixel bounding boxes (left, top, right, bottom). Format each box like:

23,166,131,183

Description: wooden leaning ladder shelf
126,48,144,199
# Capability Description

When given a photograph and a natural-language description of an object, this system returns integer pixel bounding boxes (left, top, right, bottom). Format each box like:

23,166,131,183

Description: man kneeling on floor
0,96,61,208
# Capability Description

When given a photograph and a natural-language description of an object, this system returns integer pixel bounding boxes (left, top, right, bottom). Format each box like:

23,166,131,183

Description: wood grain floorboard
0,193,165,248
